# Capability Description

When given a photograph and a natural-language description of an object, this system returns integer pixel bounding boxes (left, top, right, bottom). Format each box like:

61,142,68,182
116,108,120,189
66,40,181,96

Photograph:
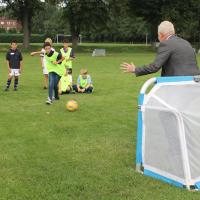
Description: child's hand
78,88,83,93
52,61,57,64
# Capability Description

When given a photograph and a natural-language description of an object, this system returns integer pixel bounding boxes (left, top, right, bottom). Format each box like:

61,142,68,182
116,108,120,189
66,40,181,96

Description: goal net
55,34,82,44
136,76,200,190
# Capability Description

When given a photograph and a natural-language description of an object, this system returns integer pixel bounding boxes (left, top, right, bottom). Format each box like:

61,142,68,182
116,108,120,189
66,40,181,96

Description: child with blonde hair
73,69,93,93
30,38,55,89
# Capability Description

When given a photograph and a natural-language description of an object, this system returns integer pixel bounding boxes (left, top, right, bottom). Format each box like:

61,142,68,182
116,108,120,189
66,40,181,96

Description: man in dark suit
121,21,200,76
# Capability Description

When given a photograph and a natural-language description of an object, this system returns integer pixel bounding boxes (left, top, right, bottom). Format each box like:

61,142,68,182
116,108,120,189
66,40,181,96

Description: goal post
55,34,82,44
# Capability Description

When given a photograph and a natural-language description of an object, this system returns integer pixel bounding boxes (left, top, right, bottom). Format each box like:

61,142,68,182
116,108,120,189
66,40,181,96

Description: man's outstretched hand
120,62,136,73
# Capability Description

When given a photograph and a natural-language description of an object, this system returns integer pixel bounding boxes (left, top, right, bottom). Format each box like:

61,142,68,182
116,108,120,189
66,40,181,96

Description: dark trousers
48,72,61,100
73,85,93,93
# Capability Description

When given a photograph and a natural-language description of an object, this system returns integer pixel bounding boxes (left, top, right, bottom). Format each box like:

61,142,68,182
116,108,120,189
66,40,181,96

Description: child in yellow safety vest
60,39,75,75
73,69,93,93
58,68,73,94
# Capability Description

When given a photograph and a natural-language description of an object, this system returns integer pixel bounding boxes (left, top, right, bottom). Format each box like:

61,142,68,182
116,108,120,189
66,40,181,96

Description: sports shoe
4,88,9,91
52,96,59,101
14,88,17,91
46,97,52,105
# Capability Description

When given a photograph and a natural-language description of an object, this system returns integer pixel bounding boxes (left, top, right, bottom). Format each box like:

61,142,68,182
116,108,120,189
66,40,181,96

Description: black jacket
6,48,23,69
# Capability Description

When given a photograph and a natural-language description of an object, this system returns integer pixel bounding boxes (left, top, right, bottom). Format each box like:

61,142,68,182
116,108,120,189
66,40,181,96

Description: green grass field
0,48,200,200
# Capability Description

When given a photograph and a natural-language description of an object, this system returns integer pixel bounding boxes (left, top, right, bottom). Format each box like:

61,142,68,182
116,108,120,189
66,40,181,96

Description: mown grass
0,48,200,199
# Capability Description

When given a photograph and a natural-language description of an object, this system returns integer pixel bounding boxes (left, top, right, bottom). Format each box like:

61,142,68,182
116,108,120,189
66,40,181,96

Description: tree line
0,0,200,48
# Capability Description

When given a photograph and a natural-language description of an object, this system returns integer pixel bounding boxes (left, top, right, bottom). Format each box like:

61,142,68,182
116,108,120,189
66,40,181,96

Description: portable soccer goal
55,34,82,44
92,49,106,56
136,76,200,190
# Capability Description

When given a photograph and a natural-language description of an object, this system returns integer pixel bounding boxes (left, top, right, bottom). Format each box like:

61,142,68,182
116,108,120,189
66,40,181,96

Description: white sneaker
46,97,52,105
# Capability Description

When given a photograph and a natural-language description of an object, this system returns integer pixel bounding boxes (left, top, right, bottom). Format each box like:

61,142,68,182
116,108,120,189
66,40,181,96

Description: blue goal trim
138,93,144,105
195,181,200,189
136,110,143,164
144,169,184,188
156,76,193,83
136,93,144,165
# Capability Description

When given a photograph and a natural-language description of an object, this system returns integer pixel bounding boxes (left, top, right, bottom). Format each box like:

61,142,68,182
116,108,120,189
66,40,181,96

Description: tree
32,2,69,38
129,0,163,40
1,0,44,48
62,0,109,46
129,0,200,44
106,0,147,42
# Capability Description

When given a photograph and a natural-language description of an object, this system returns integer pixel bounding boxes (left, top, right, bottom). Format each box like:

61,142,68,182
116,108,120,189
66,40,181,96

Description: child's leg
6,76,12,89
44,74,48,89
85,86,93,93
54,73,61,99
72,84,78,92
5,70,13,90
14,76,19,90
48,72,54,101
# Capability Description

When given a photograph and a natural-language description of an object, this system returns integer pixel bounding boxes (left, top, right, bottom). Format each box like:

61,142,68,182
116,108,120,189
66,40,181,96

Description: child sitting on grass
73,69,93,93
58,68,73,94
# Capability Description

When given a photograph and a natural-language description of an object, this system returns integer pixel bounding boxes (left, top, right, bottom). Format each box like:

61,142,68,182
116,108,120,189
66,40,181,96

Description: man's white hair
158,21,175,35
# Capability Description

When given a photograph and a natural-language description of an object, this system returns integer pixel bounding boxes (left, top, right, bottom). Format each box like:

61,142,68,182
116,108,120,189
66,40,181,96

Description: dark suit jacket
135,35,200,76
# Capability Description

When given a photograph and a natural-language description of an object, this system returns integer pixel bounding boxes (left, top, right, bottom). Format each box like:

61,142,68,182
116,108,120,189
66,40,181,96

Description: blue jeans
73,85,93,93
48,72,61,100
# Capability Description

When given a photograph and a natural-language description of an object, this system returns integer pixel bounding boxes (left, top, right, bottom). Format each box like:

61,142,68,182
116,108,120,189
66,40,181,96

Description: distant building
0,17,22,32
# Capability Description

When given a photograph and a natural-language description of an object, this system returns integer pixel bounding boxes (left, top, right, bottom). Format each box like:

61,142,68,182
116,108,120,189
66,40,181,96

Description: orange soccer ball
66,100,78,112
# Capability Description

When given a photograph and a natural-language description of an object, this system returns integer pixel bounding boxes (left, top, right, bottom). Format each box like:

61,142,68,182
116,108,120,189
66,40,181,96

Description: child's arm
85,75,93,89
6,52,11,73
77,84,83,92
52,53,65,64
19,52,23,73
6,61,11,73
77,76,83,92
30,51,42,56
19,61,23,73
66,49,75,61
55,56,65,64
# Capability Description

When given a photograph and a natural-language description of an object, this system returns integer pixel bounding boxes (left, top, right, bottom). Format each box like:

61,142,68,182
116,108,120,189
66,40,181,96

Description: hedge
0,34,46,43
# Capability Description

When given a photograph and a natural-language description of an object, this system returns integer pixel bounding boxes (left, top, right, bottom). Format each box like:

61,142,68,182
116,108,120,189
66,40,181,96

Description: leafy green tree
107,0,147,42
129,0,200,44
1,0,44,48
62,0,108,46
32,2,69,39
